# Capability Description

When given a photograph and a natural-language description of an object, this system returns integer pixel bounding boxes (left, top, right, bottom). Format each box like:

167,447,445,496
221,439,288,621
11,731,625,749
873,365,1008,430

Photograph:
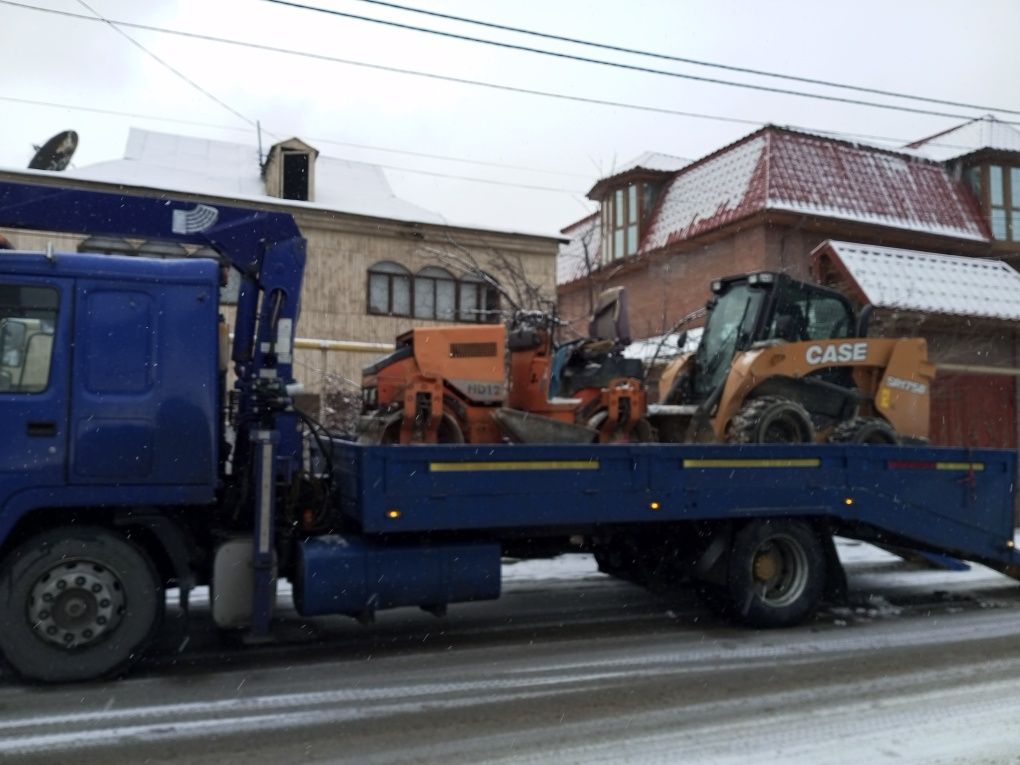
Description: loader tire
0,526,164,683
727,396,814,443
726,519,826,628
828,417,899,445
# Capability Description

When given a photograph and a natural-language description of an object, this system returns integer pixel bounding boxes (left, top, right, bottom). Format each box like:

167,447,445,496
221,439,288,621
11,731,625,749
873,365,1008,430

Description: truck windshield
693,283,764,399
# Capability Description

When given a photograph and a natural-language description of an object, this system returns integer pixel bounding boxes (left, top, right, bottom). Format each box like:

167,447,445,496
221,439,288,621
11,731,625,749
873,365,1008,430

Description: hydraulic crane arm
0,176,306,392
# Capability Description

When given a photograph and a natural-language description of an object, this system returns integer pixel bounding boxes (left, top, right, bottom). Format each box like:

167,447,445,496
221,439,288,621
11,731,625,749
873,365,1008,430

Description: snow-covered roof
611,151,690,175
557,214,600,284
642,127,989,251
62,128,447,226
816,240,1020,321
908,116,1020,162
623,329,701,363
587,152,690,199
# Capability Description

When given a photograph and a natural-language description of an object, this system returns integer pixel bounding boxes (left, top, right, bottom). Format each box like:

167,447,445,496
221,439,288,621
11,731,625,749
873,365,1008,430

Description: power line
303,135,591,178
0,94,254,133
363,161,583,193
0,93,588,180
11,88,974,171
258,0,1004,123
74,0,259,130
348,0,1020,118
0,100,584,194
6,1,1014,128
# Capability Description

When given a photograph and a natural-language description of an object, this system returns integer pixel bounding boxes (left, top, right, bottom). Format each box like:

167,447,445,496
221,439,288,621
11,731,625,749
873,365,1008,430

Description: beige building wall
0,194,559,399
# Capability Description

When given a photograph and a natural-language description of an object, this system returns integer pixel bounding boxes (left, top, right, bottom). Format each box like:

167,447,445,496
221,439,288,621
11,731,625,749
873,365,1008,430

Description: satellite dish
28,130,78,171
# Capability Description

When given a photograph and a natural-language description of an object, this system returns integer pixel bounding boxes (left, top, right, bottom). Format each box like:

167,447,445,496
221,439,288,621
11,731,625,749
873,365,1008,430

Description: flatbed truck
0,176,1017,683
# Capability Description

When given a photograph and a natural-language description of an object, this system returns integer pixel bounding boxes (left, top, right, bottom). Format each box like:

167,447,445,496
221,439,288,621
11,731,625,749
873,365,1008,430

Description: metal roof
61,128,449,226
816,240,1020,321
908,116,1020,162
641,127,990,251
557,214,601,284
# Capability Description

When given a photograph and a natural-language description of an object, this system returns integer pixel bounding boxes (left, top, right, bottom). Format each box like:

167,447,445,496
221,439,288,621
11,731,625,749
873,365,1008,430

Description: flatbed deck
334,442,1018,572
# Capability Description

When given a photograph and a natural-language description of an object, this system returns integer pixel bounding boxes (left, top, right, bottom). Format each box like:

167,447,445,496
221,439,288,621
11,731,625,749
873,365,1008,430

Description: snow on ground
177,536,1016,611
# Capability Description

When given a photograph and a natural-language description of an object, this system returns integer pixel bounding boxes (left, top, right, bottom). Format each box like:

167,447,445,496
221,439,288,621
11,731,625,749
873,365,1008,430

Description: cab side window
0,285,58,393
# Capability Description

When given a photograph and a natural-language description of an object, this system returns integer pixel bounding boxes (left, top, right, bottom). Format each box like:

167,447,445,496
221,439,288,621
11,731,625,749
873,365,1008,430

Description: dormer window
602,182,650,261
989,165,1020,241
964,161,1020,243
282,150,310,201
263,138,318,203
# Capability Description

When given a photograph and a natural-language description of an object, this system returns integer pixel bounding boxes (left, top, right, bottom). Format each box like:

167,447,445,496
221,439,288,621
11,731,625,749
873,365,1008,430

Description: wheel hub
28,560,125,649
753,549,780,582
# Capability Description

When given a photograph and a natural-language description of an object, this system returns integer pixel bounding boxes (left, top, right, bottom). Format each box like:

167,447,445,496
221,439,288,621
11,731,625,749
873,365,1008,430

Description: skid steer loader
653,271,934,444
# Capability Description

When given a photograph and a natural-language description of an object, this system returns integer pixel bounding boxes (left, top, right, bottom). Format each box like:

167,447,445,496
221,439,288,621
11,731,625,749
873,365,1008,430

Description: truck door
0,279,69,510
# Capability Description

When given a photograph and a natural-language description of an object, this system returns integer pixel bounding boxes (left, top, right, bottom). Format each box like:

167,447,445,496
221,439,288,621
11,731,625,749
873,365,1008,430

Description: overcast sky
1,0,1018,236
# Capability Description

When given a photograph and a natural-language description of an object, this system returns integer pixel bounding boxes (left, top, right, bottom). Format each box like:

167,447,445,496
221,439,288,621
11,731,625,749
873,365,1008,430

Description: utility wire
74,0,260,130
302,135,592,178
6,1,1016,127
0,94,253,133
363,161,582,193
258,0,1008,123
347,0,1020,118
0,93,589,180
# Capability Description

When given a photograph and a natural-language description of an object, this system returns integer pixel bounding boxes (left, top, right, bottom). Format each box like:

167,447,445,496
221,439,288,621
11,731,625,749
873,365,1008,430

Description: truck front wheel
726,519,825,628
0,527,164,682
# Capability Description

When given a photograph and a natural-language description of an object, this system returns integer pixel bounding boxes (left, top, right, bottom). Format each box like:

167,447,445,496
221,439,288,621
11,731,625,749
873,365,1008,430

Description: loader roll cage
692,273,857,402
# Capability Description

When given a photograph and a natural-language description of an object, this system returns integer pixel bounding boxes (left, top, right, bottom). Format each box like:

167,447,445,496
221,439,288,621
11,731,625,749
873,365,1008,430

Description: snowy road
3,543,1020,764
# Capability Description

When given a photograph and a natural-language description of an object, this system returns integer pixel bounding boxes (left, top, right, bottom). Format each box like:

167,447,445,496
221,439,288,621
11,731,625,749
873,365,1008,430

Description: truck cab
0,251,222,534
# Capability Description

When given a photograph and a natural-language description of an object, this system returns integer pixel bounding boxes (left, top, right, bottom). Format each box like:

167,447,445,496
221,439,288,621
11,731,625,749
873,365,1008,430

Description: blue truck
0,176,1016,683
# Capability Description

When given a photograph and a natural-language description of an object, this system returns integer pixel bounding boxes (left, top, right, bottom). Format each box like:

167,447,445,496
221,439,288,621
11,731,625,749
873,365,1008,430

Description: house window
457,274,500,323
601,183,642,261
414,267,457,320
368,261,411,316
368,263,500,322
978,164,1020,242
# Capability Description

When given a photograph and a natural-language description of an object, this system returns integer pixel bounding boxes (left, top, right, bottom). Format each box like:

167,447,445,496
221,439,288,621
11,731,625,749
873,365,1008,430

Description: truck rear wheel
828,417,899,444
727,396,814,443
0,527,164,682
725,519,825,628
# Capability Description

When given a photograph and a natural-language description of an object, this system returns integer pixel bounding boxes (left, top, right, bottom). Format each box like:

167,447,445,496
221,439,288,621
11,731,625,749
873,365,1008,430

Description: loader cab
690,273,856,401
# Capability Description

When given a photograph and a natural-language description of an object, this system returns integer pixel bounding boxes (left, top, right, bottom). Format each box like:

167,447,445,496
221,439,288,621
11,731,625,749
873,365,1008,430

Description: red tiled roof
641,127,990,252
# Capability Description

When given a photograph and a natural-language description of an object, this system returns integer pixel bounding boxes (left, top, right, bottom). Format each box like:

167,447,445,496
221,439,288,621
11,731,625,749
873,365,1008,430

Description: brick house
0,129,561,404
558,118,1020,450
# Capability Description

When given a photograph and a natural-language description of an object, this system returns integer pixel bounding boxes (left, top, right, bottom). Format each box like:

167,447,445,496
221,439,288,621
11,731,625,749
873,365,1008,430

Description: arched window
414,266,457,320
368,261,411,316
458,274,500,323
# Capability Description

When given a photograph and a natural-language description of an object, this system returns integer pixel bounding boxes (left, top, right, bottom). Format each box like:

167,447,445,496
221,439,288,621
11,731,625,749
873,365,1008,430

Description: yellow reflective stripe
935,462,985,471
429,460,600,472
683,459,821,469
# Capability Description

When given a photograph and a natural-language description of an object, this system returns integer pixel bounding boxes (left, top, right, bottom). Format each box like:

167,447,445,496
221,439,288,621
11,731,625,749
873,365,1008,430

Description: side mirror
675,330,688,349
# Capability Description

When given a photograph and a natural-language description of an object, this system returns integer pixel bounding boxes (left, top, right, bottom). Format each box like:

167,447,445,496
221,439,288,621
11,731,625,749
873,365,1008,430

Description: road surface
2,543,1020,764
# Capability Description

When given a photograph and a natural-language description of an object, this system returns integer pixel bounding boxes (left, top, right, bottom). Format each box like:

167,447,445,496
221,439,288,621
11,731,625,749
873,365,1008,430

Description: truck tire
828,417,899,444
727,396,815,443
725,519,826,628
0,527,164,682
